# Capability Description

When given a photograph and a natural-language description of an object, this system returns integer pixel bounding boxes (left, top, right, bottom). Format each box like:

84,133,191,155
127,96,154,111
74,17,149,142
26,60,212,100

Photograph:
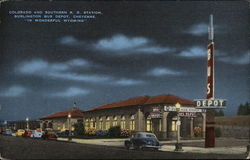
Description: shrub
73,122,85,136
96,130,108,137
194,127,202,137
215,127,221,137
108,126,121,137
120,129,130,137
86,128,96,136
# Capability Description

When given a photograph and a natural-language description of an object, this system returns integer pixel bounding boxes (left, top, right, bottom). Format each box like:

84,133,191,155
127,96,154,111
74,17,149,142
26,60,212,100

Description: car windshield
146,134,156,138
134,133,157,139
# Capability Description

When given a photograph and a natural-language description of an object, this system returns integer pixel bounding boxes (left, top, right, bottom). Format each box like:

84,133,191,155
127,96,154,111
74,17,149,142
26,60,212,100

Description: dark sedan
124,132,160,150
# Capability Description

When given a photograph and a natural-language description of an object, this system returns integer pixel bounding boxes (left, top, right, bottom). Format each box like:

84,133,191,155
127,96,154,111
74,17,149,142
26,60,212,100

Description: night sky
0,1,249,121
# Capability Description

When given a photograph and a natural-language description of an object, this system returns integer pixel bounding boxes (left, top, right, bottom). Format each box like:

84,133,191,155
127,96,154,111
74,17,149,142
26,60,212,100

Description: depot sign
194,99,226,109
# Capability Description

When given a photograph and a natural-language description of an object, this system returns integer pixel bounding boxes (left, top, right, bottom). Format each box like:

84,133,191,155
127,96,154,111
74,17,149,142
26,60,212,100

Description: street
0,135,246,159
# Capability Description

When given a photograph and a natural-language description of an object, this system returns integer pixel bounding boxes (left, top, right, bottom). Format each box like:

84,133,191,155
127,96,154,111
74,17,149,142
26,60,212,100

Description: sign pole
205,14,215,148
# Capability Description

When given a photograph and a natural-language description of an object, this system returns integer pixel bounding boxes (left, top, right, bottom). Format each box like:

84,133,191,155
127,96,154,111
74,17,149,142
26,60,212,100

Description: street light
175,102,183,151
68,113,72,141
26,117,29,130
4,120,7,130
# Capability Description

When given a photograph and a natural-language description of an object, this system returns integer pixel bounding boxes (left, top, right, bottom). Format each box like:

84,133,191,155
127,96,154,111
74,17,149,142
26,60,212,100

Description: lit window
85,119,89,130
171,117,177,131
90,118,94,128
106,116,110,130
146,115,152,132
130,115,135,130
90,118,96,129
90,118,93,128
121,116,126,129
159,119,162,132
113,116,118,126
99,117,103,130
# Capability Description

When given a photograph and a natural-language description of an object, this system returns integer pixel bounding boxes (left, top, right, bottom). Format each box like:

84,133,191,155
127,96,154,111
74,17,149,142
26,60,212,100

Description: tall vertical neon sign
207,14,214,100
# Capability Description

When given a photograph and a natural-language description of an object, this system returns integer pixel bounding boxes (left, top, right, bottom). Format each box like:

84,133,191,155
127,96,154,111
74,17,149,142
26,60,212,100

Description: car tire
127,142,134,150
138,146,143,151
134,145,139,150
125,141,131,150
125,144,130,150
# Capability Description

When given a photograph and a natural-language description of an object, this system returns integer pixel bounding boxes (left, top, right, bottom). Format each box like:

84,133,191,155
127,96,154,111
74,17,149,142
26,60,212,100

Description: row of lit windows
85,115,177,132
85,115,135,130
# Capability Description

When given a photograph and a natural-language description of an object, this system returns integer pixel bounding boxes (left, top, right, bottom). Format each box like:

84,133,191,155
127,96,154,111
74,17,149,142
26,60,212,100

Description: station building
83,94,206,139
40,107,83,131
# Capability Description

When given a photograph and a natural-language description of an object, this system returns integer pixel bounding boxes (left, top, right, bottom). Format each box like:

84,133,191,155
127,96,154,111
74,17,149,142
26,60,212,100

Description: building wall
83,106,138,132
40,117,81,131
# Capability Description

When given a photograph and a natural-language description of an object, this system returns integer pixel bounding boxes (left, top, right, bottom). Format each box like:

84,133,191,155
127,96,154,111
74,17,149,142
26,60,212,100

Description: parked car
57,131,68,137
11,132,17,136
3,129,12,136
44,128,53,131
30,130,44,138
124,132,160,150
57,130,74,137
22,130,32,137
41,131,57,140
16,129,25,136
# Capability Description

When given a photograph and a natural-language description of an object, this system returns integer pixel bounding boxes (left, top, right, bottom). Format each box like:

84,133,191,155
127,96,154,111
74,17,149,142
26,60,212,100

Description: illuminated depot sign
194,99,226,109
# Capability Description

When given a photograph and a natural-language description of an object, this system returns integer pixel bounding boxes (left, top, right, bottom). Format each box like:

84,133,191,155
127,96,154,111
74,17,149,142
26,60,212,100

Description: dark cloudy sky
0,1,249,121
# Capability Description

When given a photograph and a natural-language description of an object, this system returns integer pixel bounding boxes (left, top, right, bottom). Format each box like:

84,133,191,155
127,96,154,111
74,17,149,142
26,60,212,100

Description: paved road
0,135,246,159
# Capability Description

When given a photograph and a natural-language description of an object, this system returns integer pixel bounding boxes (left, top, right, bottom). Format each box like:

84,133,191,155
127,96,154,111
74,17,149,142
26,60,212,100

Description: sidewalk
58,138,129,147
57,137,248,155
160,145,247,155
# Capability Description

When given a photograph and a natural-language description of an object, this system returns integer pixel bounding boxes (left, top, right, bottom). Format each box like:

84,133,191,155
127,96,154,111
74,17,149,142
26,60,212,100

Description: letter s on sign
208,49,211,60
207,83,210,94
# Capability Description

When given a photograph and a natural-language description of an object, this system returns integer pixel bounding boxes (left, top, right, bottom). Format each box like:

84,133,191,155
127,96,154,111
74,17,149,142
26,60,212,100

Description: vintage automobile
3,129,12,136
124,132,160,150
16,129,25,136
22,130,32,137
41,131,57,140
30,130,44,138
57,130,74,137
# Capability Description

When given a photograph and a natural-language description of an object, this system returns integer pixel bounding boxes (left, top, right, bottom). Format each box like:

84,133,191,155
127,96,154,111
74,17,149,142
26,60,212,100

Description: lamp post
26,117,29,130
4,120,7,130
68,113,72,141
175,102,183,151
